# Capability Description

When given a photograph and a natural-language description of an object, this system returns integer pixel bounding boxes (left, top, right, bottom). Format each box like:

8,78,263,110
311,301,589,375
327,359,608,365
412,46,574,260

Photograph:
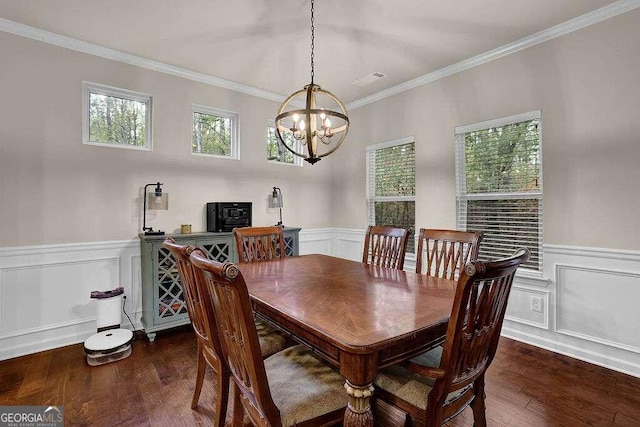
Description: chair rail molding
1,232,639,378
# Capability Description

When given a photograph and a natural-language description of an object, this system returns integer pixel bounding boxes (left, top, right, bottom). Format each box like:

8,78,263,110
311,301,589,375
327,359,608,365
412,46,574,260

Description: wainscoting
1,229,639,378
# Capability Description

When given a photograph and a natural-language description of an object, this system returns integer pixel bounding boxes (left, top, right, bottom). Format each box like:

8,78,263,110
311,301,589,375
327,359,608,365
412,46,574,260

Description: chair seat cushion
374,346,443,410
255,317,293,358
265,344,345,426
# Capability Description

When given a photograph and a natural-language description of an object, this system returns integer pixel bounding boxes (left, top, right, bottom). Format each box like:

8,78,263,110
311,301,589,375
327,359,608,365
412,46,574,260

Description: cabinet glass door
156,246,188,319
197,238,235,263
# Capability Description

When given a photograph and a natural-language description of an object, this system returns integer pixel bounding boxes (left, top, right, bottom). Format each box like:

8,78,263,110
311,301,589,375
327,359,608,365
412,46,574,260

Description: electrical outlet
531,296,543,313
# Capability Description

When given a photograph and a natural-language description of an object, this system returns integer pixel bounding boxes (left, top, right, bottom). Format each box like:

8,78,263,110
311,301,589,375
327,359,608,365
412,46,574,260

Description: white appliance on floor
83,287,133,366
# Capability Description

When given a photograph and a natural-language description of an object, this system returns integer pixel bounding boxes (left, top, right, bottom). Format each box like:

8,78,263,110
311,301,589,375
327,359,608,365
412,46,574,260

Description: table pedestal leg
344,381,374,426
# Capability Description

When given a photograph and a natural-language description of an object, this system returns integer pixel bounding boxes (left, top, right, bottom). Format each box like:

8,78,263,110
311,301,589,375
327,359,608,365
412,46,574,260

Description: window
192,105,239,159
455,111,542,271
267,124,302,166
83,82,152,150
366,137,416,253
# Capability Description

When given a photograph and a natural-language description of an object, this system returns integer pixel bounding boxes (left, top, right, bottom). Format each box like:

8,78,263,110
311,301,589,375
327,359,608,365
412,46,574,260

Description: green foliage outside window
88,93,147,146
267,126,295,164
464,120,540,193
374,143,415,197
192,112,232,156
370,142,416,253
459,118,541,270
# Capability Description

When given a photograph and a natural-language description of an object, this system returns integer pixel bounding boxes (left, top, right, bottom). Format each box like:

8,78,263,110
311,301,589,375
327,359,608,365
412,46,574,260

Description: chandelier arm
311,133,348,158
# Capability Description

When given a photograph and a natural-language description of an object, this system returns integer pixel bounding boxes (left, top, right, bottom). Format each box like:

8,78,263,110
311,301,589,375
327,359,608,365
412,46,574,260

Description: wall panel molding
555,263,640,354
505,286,550,330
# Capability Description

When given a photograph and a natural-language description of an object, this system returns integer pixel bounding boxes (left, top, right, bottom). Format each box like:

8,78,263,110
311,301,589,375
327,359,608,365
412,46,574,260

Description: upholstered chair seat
255,317,291,358
375,347,450,410
264,344,346,426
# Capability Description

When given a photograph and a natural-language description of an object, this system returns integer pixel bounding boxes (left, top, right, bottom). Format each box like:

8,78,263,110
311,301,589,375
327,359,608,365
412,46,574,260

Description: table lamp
270,186,283,226
143,182,168,235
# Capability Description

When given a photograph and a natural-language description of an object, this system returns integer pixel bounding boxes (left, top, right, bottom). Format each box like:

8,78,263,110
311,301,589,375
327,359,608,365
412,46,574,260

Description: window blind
455,111,542,271
366,137,416,252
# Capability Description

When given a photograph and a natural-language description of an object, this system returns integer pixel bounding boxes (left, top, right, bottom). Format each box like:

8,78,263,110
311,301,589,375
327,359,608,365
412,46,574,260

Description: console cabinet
139,228,300,340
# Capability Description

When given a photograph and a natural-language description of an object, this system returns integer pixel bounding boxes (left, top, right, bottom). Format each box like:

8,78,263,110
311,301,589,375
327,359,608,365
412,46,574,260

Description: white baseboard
2,232,639,379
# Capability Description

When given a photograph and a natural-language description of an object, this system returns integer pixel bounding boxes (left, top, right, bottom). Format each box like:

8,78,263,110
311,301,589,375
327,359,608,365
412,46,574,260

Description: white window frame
82,82,152,150
266,122,303,167
455,110,543,273
366,136,416,254
191,104,239,160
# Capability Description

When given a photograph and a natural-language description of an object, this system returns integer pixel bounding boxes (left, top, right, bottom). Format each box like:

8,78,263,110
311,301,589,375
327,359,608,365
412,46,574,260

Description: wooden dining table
237,254,457,426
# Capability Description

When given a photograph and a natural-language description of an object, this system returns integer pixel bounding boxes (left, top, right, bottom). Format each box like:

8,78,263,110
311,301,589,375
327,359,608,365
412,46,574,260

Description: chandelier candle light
275,0,349,164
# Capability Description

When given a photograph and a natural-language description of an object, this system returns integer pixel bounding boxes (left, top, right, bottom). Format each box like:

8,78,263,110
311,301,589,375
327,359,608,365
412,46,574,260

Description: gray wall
0,32,335,247
332,9,640,250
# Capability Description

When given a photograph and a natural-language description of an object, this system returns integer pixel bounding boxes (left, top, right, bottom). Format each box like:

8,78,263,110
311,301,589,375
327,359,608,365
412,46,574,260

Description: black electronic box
206,202,252,232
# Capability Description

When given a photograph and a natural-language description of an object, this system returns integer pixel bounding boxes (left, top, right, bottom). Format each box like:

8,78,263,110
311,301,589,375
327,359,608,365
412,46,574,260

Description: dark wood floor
1,327,639,426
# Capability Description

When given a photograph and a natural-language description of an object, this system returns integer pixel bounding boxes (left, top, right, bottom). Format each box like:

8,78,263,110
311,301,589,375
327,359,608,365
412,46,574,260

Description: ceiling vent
352,72,387,87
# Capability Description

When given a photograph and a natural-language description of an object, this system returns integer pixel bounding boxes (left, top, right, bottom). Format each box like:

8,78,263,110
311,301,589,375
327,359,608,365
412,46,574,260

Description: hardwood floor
1,327,639,426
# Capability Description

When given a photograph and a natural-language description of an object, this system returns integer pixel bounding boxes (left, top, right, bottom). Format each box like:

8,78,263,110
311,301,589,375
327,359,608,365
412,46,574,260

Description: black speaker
206,202,252,232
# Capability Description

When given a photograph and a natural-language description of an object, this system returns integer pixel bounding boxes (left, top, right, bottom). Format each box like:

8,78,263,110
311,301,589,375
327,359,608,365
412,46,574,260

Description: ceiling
0,0,627,105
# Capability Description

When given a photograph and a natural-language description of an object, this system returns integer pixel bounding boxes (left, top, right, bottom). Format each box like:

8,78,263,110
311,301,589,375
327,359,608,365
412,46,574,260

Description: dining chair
362,225,410,270
373,248,530,426
416,229,483,280
234,226,286,263
189,250,347,427
162,238,291,425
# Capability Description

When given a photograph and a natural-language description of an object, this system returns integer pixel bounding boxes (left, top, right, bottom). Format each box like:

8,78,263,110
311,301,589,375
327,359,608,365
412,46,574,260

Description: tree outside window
192,106,239,159
367,138,416,253
267,125,301,166
455,111,542,271
83,82,152,150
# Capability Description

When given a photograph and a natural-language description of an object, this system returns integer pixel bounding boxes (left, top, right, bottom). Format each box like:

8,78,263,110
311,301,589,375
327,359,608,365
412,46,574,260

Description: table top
238,254,457,353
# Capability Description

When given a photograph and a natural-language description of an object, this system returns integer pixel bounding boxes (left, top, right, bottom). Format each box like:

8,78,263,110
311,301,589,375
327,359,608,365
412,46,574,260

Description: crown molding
0,18,286,104
347,0,640,110
2,0,639,109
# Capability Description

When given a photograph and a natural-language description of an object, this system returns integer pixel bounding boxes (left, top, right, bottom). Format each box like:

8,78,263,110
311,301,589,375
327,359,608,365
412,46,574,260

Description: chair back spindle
234,226,286,263
417,229,482,280
362,225,410,270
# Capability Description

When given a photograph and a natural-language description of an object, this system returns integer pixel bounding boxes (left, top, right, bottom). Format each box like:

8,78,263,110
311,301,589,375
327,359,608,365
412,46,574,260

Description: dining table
237,253,457,426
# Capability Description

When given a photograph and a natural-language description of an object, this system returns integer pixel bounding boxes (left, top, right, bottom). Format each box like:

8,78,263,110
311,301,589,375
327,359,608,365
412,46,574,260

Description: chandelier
274,0,349,165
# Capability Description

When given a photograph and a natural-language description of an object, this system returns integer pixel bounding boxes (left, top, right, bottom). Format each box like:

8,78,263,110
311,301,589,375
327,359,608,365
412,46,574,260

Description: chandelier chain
310,0,315,84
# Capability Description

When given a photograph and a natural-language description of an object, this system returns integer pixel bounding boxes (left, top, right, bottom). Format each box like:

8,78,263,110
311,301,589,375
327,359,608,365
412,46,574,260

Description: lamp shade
147,192,168,210
270,191,283,209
